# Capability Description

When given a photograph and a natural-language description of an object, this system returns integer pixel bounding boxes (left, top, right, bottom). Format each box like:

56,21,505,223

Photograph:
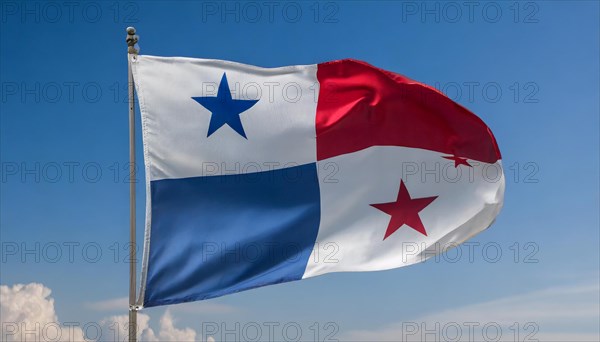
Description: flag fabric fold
132,55,504,308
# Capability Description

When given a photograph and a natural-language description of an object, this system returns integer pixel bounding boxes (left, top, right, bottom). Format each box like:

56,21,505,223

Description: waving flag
132,56,504,307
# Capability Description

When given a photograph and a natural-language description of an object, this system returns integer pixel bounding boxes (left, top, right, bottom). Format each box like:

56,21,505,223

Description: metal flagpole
126,26,139,342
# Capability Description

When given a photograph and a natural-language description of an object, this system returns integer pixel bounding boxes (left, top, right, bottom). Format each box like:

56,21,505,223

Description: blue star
192,73,259,139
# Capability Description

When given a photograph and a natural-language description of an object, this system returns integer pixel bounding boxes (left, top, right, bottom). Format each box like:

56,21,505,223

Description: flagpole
126,26,139,342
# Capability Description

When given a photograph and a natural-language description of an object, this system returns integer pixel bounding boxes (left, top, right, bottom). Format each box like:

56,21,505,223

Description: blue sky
1,1,599,341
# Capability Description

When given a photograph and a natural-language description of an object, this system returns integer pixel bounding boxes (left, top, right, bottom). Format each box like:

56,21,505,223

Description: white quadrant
132,55,319,181
304,146,504,278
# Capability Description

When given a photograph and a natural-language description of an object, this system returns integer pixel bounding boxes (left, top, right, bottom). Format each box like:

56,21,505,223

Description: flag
131,56,504,308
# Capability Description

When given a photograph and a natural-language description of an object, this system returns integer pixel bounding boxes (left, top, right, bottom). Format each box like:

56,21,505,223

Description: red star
443,155,472,168
370,180,438,240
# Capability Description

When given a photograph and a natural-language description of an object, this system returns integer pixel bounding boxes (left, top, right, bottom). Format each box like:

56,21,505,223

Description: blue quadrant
144,163,321,307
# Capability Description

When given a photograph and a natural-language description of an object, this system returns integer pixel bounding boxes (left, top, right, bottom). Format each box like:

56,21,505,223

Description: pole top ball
126,27,139,54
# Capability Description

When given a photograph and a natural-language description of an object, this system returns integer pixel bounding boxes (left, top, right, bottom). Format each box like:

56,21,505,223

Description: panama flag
131,56,504,308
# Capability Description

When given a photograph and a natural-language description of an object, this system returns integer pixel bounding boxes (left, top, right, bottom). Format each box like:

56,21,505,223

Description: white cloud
0,283,88,342
1,283,199,342
154,310,196,341
342,283,600,341
98,310,196,342
99,312,153,342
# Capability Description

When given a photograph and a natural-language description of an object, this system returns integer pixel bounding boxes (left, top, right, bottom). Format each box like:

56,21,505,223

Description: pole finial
126,27,139,55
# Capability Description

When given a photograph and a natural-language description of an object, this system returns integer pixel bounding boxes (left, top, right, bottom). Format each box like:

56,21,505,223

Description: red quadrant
315,59,501,163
